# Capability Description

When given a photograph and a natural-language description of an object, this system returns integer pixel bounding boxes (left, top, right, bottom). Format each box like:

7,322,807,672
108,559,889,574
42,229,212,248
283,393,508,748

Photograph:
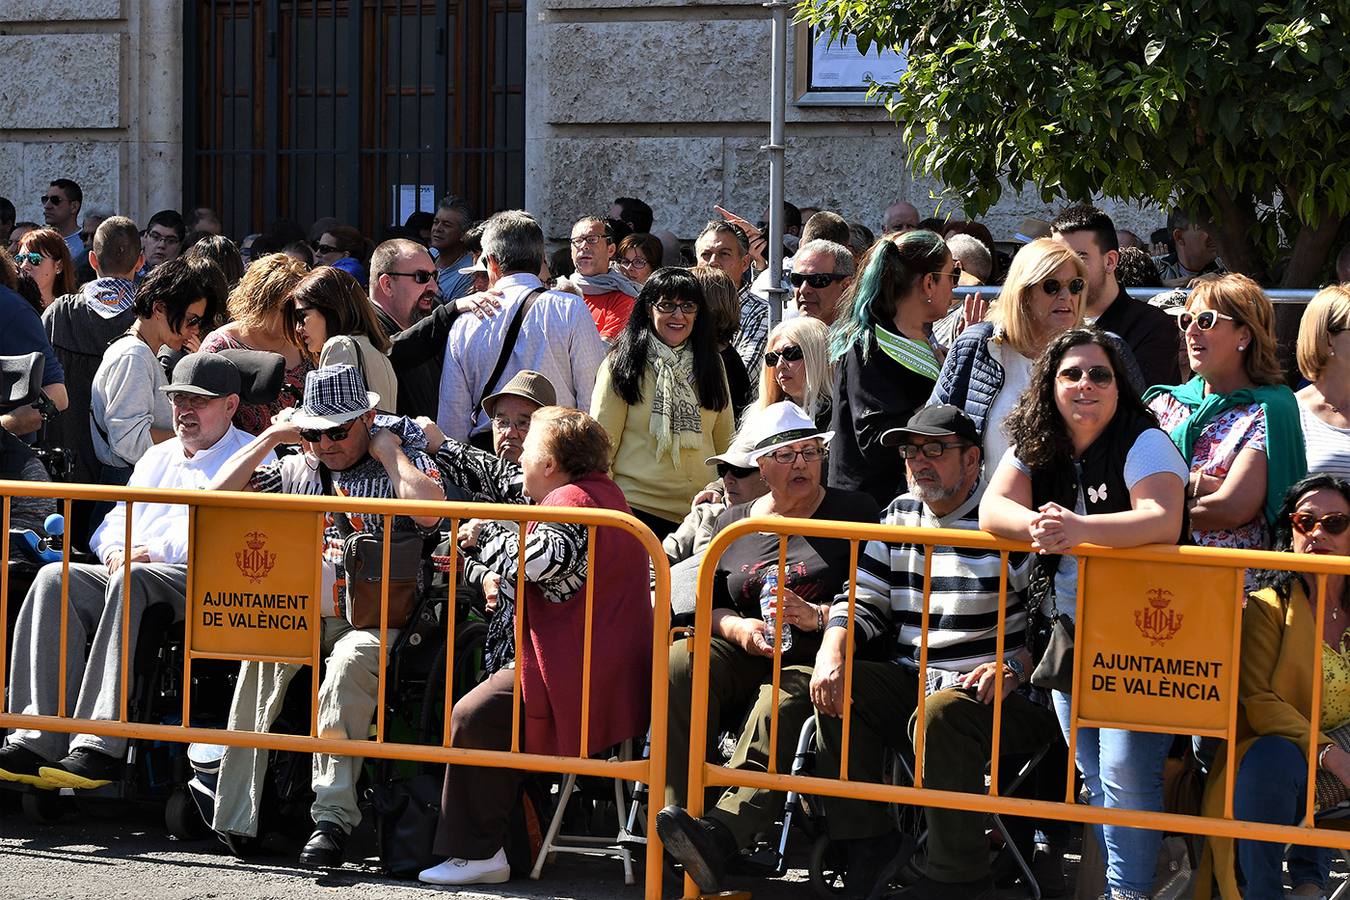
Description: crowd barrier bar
953,285,1320,303
0,481,672,900
686,516,1350,899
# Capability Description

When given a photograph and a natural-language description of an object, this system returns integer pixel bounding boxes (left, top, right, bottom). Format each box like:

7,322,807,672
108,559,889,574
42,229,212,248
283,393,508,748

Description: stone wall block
0,0,121,22
536,137,723,238
16,142,121,224
541,21,768,124
0,35,123,130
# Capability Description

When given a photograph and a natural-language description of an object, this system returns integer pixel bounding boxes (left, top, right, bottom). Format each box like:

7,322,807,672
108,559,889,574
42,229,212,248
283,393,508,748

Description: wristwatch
1004,656,1026,686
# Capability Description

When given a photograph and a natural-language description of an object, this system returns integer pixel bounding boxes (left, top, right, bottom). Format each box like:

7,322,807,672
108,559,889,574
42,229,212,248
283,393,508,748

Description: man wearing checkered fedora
208,363,445,867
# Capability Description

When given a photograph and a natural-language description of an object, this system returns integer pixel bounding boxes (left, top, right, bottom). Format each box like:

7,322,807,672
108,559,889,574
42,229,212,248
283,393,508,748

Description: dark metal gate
184,0,525,241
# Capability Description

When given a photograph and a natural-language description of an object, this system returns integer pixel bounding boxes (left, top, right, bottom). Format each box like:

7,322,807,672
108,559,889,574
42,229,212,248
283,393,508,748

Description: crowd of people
2,179,1350,900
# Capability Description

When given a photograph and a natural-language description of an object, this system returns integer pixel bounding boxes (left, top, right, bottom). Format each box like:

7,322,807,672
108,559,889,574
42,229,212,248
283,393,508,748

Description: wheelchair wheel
164,785,208,840
21,789,65,825
418,619,489,744
808,832,849,898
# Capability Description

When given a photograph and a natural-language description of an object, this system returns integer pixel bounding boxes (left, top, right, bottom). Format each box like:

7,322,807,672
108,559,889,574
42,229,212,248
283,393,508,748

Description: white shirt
983,340,1033,475
90,425,274,565
436,272,606,441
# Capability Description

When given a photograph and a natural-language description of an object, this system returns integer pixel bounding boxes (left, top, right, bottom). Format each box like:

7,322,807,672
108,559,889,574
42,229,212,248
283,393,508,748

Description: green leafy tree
802,0,1350,286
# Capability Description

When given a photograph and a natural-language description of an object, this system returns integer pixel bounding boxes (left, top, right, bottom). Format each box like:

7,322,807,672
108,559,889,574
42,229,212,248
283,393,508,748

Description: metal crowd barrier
953,285,1321,304
0,481,672,899
685,516,1350,900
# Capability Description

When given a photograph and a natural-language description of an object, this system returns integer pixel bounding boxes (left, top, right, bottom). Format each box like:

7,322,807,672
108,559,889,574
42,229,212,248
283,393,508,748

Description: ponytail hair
829,229,949,362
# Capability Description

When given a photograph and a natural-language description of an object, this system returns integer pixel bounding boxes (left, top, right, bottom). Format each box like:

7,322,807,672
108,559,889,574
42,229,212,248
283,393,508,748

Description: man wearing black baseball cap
807,404,1060,900
0,352,268,791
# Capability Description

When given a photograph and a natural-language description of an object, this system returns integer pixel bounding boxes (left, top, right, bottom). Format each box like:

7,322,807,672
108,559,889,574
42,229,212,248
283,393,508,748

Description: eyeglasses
763,445,827,465
313,242,339,255
932,264,964,284
40,195,65,206
717,462,758,479
618,257,650,271
184,313,205,329
145,230,181,246
299,424,353,443
1291,512,1350,536
387,270,437,285
1057,365,1115,387
15,252,43,266
652,299,698,315
491,415,532,433
789,271,847,289
764,345,804,367
1041,277,1086,295
569,235,610,249
896,441,967,459
168,392,215,408
1176,309,1236,332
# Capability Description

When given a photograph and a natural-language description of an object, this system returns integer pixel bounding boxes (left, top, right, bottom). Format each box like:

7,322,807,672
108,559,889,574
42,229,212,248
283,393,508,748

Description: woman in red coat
420,406,653,887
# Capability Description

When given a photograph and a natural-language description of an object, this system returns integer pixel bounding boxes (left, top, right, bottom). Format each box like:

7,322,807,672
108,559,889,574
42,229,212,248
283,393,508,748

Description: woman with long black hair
591,266,733,539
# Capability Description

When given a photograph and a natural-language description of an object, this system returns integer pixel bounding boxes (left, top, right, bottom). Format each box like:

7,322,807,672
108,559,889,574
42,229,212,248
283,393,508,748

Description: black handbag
1028,558,1077,693
370,773,443,878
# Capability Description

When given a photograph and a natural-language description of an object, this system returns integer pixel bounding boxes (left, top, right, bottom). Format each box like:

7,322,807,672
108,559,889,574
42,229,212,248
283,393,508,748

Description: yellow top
1322,637,1350,731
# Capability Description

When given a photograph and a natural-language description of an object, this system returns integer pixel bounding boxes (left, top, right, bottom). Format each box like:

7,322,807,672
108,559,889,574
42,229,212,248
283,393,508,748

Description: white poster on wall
801,28,907,105
391,184,438,227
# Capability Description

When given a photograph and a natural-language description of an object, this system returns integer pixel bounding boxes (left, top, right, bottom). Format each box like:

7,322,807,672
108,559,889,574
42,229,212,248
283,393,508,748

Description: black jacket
1094,287,1180,390
376,302,464,420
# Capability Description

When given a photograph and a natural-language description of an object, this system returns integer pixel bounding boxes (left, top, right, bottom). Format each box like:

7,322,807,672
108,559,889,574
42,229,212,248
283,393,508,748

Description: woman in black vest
980,327,1189,900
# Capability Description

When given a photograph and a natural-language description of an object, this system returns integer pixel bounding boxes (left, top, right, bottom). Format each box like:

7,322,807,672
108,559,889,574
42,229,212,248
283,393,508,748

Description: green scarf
873,323,940,380
1142,376,1306,525
648,340,704,468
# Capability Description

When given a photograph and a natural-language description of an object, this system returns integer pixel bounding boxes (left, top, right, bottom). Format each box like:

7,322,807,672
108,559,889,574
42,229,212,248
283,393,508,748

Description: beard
910,478,959,506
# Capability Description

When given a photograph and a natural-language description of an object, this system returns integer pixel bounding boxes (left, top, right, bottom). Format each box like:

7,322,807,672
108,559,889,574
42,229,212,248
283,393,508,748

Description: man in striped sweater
809,405,1060,900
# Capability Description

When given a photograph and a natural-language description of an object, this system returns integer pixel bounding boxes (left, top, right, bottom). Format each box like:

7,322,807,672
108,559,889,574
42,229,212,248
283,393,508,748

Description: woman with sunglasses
90,257,219,484
16,227,76,309
1294,285,1350,479
752,316,833,431
981,327,1189,900
287,266,398,413
200,253,313,434
1194,474,1350,900
314,224,372,288
931,237,1090,472
1143,274,1306,555
660,402,880,891
828,231,955,506
590,267,733,540
616,232,662,288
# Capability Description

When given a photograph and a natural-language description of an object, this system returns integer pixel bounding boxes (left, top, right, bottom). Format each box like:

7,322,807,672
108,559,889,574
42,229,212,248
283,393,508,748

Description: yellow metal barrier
685,515,1350,899
0,480,671,899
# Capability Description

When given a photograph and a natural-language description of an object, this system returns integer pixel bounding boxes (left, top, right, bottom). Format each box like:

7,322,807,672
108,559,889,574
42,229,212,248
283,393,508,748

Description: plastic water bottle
759,571,793,651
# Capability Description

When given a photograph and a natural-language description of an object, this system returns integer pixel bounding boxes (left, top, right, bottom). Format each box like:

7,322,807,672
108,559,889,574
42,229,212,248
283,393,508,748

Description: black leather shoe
298,820,348,868
654,805,736,893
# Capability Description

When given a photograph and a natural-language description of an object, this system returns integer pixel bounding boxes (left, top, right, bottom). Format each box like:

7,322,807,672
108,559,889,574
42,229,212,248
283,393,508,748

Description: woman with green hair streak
827,230,957,506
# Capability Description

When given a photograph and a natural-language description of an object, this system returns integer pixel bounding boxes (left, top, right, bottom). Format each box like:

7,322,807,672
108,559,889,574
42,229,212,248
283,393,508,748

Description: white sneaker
418,848,511,886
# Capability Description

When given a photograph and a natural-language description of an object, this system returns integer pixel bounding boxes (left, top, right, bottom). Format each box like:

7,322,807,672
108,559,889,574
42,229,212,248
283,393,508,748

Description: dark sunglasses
40,194,64,206
1041,277,1085,295
764,345,804,367
717,462,758,479
1056,365,1115,387
313,242,339,255
1175,309,1235,332
184,313,205,329
1291,512,1350,536
299,424,353,443
387,269,436,285
789,271,847,289
15,252,43,265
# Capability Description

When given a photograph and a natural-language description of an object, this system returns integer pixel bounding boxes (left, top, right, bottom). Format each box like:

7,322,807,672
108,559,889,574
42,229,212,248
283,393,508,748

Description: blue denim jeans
1233,735,1333,899
1053,690,1171,896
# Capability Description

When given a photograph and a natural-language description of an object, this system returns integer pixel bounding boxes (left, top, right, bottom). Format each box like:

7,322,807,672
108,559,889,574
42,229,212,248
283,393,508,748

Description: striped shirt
1300,399,1350,480
827,481,1033,675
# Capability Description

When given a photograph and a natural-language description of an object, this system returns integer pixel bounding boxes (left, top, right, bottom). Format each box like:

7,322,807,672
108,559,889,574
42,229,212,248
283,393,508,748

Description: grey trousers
5,560,188,760
212,617,390,837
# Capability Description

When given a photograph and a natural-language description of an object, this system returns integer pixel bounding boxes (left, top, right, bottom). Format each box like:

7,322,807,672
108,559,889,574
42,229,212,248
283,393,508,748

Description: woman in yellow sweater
1196,473,1350,899
591,267,734,539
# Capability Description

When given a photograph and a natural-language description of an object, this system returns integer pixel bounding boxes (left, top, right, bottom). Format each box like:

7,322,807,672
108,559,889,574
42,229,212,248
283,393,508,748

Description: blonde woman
930,237,1089,470
1294,285,1350,478
200,252,313,434
753,316,833,430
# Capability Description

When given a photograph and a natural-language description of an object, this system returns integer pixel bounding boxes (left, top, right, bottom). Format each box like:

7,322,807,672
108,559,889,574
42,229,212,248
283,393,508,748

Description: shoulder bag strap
473,286,546,418
316,462,355,537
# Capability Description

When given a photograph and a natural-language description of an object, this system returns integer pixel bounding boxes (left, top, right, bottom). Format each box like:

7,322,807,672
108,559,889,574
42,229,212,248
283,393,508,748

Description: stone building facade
1,0,1157,241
